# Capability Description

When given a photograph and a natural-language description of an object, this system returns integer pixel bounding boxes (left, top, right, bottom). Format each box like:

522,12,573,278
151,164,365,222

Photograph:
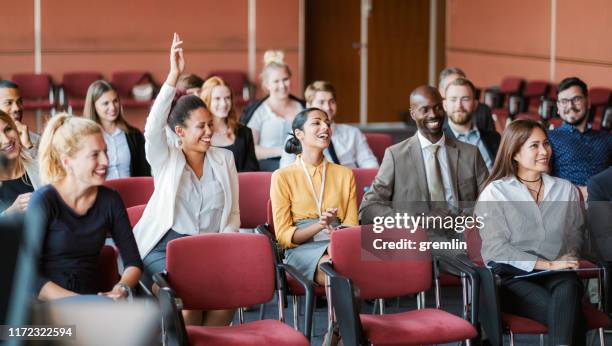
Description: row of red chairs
485,77,612,131
9,69,254,115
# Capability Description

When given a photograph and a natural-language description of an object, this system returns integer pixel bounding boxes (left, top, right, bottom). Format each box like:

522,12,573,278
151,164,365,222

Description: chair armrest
327,273,368,346
320,261,340,278
279,263,314,341
433,254,480,326
153,272,188,346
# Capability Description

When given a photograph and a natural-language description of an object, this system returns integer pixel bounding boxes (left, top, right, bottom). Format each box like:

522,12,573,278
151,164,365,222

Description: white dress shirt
416,131,456,203
476,174,584,272
172,155,224,235
247,102,302,151
279,123,379,168
103,128,131,180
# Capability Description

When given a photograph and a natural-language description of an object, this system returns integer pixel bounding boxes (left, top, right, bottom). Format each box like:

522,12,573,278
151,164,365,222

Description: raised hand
166,33,185,86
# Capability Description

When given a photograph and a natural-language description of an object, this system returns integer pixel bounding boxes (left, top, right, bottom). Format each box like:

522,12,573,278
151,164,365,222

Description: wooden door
305,0,361,123
367,0,431,122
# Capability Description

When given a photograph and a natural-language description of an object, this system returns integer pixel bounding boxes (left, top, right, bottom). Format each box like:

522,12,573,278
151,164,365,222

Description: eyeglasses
557,95,585,107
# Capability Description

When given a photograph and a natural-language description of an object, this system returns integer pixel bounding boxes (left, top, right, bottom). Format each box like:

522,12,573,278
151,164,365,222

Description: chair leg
417,291,426,310
258,303,265,320
378,299,385,315
539,334,544,346
292,295,299,331
277,289,286,322
509,331,515,346
238,307,245,325
599,328,605,346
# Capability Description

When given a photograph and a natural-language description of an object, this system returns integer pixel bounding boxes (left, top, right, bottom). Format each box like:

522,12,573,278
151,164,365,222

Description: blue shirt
449,126,494,171
548,123,612,186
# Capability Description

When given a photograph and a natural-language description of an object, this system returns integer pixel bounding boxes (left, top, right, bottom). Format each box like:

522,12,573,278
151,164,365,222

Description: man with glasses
548,77,612,194
442,77,500,172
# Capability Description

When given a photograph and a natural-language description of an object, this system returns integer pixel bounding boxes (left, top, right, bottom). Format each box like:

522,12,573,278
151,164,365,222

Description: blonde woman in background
242,50,305,171
29,113,142,300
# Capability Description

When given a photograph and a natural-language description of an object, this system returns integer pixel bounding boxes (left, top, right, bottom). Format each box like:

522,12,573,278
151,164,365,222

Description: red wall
0,0,301,96
446,0,612,89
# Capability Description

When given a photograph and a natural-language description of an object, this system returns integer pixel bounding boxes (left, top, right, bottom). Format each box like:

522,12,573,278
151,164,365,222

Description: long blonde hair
38,113,103,184
0,111,30,176
200,76,238,138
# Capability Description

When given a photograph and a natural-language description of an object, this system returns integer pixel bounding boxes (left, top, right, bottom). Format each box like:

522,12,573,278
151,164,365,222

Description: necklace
518,175,543,202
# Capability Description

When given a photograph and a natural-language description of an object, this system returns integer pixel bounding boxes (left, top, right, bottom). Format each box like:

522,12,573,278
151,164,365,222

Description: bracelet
114,283,130,292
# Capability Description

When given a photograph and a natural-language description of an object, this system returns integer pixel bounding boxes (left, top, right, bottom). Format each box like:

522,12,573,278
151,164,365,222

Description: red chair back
352,168,378,203
127,204,146,228
238,172,272,228
330,226,432,299
266,199,275,236
499,77,526,95
363,133,393,165
111,71,152,99
589,87,611,106
12,73,53,99
96,245,120,292
166,233,275,310
104,177,154,208
464,226,484,266
62,72,103,99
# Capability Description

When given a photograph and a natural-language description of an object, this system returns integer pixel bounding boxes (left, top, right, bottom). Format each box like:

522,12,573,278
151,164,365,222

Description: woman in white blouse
476,119,586,345
83,80,150,179
133,33,240,327
242,50,304,171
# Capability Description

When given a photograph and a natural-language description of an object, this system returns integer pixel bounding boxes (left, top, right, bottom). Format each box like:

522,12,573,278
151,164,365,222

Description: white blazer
133,84,240,258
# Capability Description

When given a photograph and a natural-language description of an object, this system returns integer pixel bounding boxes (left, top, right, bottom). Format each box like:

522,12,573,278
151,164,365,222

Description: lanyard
300,156,327,216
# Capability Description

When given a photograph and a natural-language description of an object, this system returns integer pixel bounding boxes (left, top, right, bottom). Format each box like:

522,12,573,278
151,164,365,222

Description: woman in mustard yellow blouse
271,108,358,285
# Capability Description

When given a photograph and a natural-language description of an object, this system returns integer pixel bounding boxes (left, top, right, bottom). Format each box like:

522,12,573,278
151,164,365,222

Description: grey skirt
284,218,335,281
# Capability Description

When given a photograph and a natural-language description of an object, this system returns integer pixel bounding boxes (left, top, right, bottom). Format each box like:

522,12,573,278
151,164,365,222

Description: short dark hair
168,95,207,131
445,77,477,98
557,77,588,98
0,80,19,91
438,67,466,90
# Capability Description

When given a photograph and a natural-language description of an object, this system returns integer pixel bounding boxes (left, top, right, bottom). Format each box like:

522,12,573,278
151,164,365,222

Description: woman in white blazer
133,33,240,327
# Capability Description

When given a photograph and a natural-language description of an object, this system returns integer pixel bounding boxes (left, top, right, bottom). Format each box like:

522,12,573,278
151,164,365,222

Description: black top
0,173,34,213
30,185,143,295
473,103,496,133
218,123,260,172
125,126,151,177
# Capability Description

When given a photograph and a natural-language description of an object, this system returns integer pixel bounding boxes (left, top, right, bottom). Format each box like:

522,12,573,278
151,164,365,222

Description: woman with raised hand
133,33,239,326
271,107,358,286
31,113,142,301
476,119,586,345
83,80,150,179
200,76,259,172
0,110,41,215
242,50,305,171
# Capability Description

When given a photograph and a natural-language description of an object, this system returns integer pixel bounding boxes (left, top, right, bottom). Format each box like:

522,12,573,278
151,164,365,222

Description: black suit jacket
125,126,151,177
443,123,501,164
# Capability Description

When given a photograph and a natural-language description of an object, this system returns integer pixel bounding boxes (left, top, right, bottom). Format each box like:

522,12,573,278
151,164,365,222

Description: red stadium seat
11,73,55,112
60,72,103,113
351,167,377,204
588,87,611,129
126,204,146,228
522,80,550,113
238,172,272,228
111,71,155,108
363,133,393,165
96,245,120,293
154,233,310,345
321,227,478,345
104,177,154,208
